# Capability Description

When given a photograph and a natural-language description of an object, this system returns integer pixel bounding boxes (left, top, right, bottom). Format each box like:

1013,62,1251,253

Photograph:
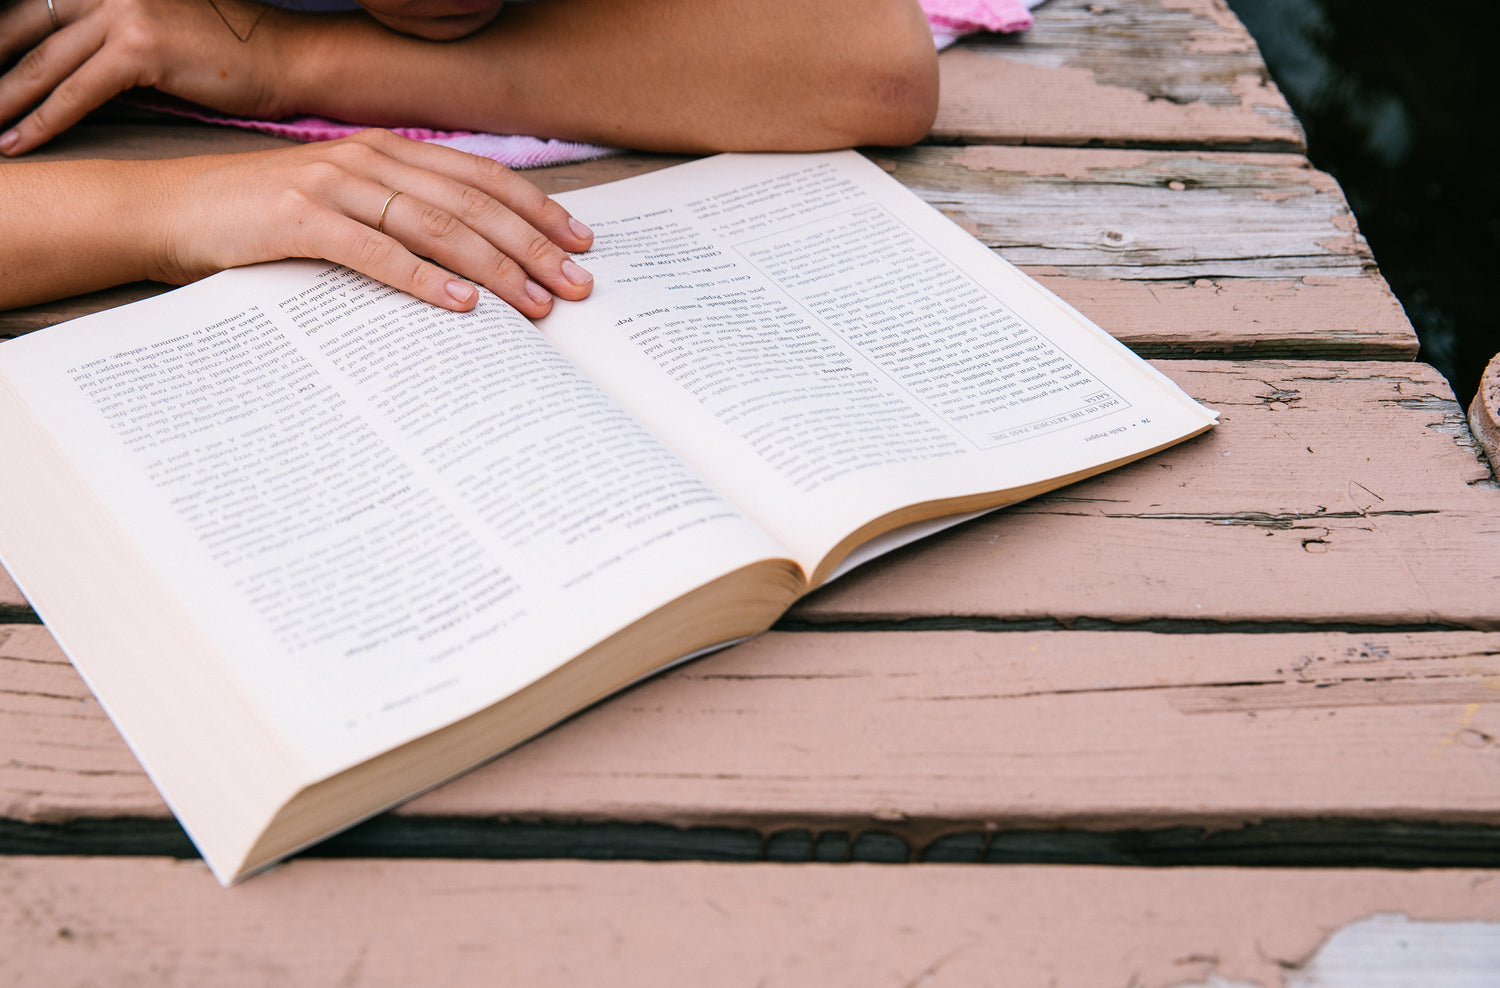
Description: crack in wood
774,618,1472,634
1013,508,1441,528
904,668,1500,707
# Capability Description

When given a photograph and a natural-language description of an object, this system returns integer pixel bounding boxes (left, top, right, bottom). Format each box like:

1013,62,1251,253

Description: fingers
294,200,484,313
352,129,594,256
355,179,582,317
360,166,592,312
0,10,121,156
0,0,57,61
312,132,595,316
158,131,595,316
265,135,595,317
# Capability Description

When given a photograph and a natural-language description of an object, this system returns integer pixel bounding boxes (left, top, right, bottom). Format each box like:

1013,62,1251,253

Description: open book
0,150,1215,884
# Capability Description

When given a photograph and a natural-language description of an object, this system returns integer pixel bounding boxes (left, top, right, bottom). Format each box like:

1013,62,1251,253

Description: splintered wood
932,0,1306,149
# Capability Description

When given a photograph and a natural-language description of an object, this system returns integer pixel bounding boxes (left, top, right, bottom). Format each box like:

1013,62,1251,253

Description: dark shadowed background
1224,0,1497,407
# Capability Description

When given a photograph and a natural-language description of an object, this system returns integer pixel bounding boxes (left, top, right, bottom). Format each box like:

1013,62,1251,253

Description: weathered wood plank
886,148,1368,280
326,629,1500,829
2,859,1498,987
873,145,1415,357
1029,275,1414,360
8,621,1500,835
800,359,1500,629
2,360,1494,621
934,0,1305,150
417,629,1500,830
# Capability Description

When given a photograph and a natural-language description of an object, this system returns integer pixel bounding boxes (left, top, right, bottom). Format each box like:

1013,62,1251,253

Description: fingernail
561,258,592,286
568,217,593,240
446,280,477,304
0,130,20,155
525,280,552,305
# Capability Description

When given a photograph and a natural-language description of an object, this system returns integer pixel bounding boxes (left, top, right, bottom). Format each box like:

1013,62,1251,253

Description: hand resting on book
0,0,939,156
0,128,594,311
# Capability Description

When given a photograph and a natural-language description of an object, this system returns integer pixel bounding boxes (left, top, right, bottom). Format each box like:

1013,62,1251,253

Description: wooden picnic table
4,1,1499,983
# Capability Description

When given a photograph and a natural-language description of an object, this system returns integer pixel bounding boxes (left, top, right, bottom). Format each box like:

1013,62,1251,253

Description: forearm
0,160,170,309
281,0,939,152
0,133,595,315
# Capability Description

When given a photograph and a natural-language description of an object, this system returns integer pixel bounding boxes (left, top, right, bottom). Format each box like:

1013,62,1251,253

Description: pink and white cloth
127,0,1046,169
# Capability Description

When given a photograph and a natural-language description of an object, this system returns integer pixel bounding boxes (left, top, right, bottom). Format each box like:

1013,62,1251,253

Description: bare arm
291,0,941,151
0,0,938,156
0,130,593,311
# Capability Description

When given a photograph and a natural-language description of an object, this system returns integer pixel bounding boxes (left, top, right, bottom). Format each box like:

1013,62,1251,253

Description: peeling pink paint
1028,275,1414,354
948,145,1312,181
3,861,1500,986
1184,29,1257,55
1316,236,1366,256
1229,73,1298,117
1160,0,1251,38
934,53,1303,146
1257,188,1308,202
951,145,1156,179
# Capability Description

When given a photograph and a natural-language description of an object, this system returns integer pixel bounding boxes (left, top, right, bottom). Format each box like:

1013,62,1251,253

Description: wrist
133,157,230,287
269,13,412,124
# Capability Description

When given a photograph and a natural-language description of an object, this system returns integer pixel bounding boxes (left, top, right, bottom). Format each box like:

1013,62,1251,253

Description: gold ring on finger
376,190,402,235
45,0,61,30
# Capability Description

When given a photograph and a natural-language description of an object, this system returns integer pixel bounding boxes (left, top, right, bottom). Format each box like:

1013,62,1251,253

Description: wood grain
874,145,1415,357
2,859,1497,987
799,359,1500,629
8,620,1500,836
414,629,1500,830
933,0,1305,150
885,148,1369,281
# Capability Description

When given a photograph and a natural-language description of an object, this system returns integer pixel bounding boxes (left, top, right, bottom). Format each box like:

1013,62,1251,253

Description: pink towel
924,0,1038,47
125,0,1044,169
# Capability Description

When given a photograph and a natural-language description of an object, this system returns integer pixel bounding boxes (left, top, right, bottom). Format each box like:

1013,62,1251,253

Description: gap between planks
8,815,1500,873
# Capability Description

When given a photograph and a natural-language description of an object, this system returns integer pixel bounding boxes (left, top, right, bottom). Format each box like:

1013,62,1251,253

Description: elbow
812,4,940,150
860,47,940,147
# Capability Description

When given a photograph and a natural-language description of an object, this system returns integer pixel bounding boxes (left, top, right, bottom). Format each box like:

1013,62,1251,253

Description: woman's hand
0,129,594,314
0,0,296,156
159,129,594,315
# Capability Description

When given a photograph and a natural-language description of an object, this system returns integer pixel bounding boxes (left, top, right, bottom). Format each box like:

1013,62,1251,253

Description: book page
543,151,1217,573
0,261,786,776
